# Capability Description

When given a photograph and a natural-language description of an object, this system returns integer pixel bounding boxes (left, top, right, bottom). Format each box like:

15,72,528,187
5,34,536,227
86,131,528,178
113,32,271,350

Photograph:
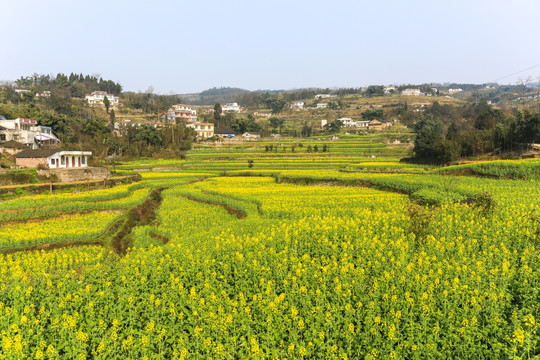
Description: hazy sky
2,0,540,93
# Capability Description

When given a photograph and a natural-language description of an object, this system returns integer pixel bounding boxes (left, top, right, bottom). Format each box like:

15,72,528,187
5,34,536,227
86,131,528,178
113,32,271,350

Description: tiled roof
14,148,59,158
0,140,26,149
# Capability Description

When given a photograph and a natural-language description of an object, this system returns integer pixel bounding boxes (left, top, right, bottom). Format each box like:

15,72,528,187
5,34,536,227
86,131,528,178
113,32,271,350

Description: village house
368,119,389,131
315,94,337,99
401,89,425,96
214,128,235,138
448,88,463,95
337,117,356,128
165,104,197,123
15,149,92,169
290,101,304,110
222,103,241,113
316,103,328,109
0,118,59,148
85,91,120,106
35,91,51,98
114,120,161,129
186,122,214,138
384,86,396,94
14,89,30,97
113,120,162,137
253,112,272,117
242,132,261,139
356,121,370,128
0,140,26,156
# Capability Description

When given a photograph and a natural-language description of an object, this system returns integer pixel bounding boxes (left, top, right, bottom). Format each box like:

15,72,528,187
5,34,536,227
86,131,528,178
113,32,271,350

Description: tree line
411,101,540,164
14,73,122,98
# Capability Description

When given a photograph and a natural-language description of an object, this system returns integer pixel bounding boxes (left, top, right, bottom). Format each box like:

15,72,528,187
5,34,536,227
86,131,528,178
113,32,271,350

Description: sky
2,0,540,94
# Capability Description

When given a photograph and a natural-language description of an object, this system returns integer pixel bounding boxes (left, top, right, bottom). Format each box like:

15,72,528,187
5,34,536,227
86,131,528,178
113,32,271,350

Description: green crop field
1,135,539,359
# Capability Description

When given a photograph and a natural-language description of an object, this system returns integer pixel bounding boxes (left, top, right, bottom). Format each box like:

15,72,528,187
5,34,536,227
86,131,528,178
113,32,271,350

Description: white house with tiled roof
15,149,92,169
85,91,119,106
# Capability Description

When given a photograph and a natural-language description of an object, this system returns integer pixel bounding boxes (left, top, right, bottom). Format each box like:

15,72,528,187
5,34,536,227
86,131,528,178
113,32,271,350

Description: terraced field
1,135,539,359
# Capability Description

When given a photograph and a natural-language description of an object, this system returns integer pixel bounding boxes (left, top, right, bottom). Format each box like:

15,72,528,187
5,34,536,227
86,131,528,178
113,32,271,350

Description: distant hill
199,87,250,97
180,87,283,106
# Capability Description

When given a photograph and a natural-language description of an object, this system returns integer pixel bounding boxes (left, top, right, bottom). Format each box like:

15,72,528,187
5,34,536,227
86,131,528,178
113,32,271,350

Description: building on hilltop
401,89,425,96
290,101,304,110
15,149,92,169
85,91,120,106
222,103,241,113
384,86,396,94
315,94,337,99
316,103,328,109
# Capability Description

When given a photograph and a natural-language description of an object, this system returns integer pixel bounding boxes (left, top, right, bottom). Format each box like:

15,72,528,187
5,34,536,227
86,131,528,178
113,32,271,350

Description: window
0,134,5,141
50,159,55,165
82,156,86,165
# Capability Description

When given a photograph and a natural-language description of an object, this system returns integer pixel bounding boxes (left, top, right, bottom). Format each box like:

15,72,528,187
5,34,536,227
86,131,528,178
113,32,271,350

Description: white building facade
0,118,59,148
222,103,241,112
85,91,120,106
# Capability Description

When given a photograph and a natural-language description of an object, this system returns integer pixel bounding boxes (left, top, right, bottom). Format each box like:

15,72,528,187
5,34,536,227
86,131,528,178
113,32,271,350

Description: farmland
1,134,539,359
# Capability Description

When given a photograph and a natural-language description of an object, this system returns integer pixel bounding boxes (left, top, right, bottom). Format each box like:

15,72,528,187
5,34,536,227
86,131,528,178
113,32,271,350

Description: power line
492,63,540,83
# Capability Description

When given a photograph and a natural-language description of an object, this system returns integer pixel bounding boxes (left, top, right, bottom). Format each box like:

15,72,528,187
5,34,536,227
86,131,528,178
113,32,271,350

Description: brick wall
16,158,48,168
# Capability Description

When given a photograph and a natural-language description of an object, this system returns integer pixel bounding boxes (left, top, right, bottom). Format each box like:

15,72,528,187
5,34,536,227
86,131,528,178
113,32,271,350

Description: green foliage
364,85,385,97
213,103,222,122
103,95,110,113
269,117,284,133
361,106,384,120
472,191,497,216
15,72,122,96
134,125,164,147
323,120,343,133
405,201,433,247
230,116,261,134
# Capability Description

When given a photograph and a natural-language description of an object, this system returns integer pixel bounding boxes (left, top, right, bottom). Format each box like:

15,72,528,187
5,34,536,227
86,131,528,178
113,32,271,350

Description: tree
361,106,384,121
269,98,286,114
413,117,444,161
269,117,284,134
324,120,343,133
214,103,222,123
135,125,164,147
230,116,261,134
301,122,313,137
109,110,116,129
364,85,385,97
433,139,461,164
446,121,459,141
103,96,110,113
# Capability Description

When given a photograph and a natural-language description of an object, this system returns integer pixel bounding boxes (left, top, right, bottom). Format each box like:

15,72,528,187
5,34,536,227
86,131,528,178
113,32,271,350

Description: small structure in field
15,149,92,169
214,128,235,138
242,132,261,139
